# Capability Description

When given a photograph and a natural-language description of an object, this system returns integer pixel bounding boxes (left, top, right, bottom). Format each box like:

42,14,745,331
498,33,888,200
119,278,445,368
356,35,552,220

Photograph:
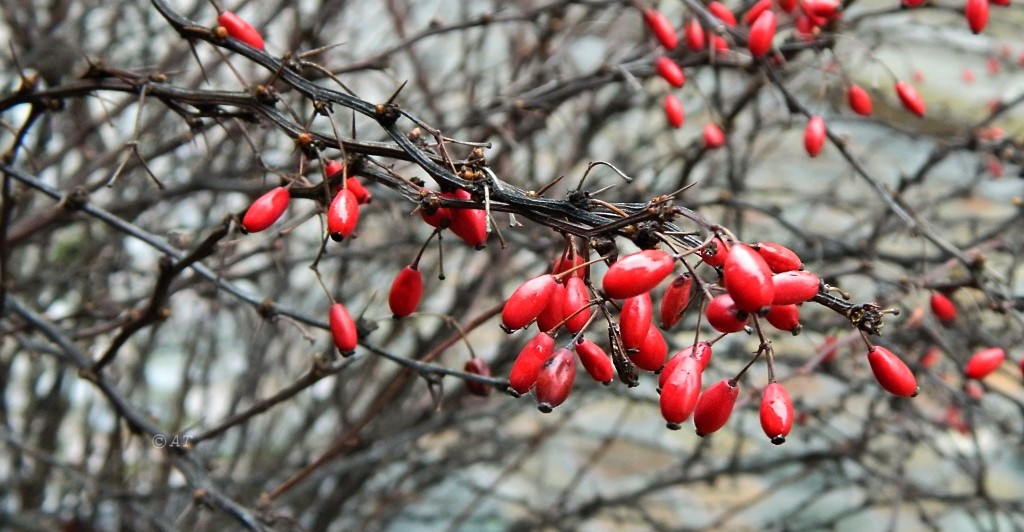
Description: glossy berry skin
700,237,730,267
535,348,577,412
327,189,359,240
744,0,774,25
847,84,873,116
929,292,957,324
575,338,614,384
753,241,802,272
346,178,371,205
644,9,678,50
706,294,749,333
464,358,493,397
965,0,989,34
217,11,265,50
694,379,739,436
723,243,775,313
508,332,555,395
804,115,826,157
660,273,693,329
562,276,591,333
708,1,738,26
536,282,567,332
242,187,290,233
502,274,557,332
703,123,726,149
747,11,776,57
895,81,926,117
602,249,675,299
448,189,488,249
771,270,820,305
629,324,668,372
964,347,1005,379
685,18,705,51
660,342,712,389
388,265,424,318
664,94,685,129
760,382,794,445
867,346,918,397
552,253,586,278
660,356,703,429
765,304,801,334
325,160,345,178
329,303,358,355
655,57,686,88
619,292,653,351
802,0,841,19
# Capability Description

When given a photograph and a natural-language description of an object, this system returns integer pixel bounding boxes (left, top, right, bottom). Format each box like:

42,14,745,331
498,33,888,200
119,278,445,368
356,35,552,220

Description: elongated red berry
778,0,798,12
706,294,749,333
685,18,705,51
965,0,989,33
664,94,685,129
562,277,591,333
771,270,820,305
660,273,693,329
660,342,712,389
803,0,841,18
329,303,358,355
346,177,371,205
602,249,675,299
535,348,576,412
389,265,424,318
723,243,775,313
464,358,493,396
708,1,738,25
656,57,686,88
644,9,678,50
747,11,776,57
804,115,826,157
620,292,653,350
327,189,359,240
448,189,488,249
744,0,774,25
847,84,873,116
629,324,668,371
965,347,1005,379
867,346,918,397
754,241,802,272
508,332,555,395
552,253,586,278
929,292,956,324
895,81,925,117
765,304,801,334
661,356,703,429
325,160,344,178
242,187,290,233
700,237,730,267
502,274,557,332
703,123,726,149
536,282,567,332
217,11,265,50
694,378,739,436
760,382,793,444
575,338,614,384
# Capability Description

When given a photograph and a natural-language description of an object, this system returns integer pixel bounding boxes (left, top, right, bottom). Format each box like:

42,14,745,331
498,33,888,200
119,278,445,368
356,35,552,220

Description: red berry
771,270,820,305
708,1,738,26
327,188,360,240
620,292,653,351
659,342,713,390
706,294,749,333
765,304,801,334
346,177,371,205
694,378,739,436
644,9,678,50
575,338,614,384
655,56,686,88
242,187,290,233
962,68,976,84
777,0,798,12
562,276,591,333
448,189,488,249
684,18,706,51
723,243,775,313
508,332,555,395
804,115,826,157
747,11,776,57
744,0,774,25
895,81,926,117
802,0,841,19
664,93,685,129
867,346,918,397
602,249,675,299
712,35,729,52
703,123,726,149
965,0,989,33
964,347,1005,379
629,324,668,372
753,241,802,272
902,0,926,6
929,292,957,323
660,356,703,429
535,348,577,412
388,265,424,318
329,303,358,355
700,237,730,267
552,253,586,278
536,282,567,332
920,345,941,369
502,274,557,332
217,11,265,50
464,358,493,396
847,84,873,116
660,273,693,329
760,382,794,444
325,160,344,178
419,198,453,228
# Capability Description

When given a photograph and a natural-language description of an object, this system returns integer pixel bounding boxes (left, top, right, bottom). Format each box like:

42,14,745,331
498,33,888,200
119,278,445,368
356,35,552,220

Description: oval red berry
218,11,265,50
760,382,794,444
242,186,290,233
867,346,918,397
602,249,675,300
388,265,424,318
964,347,1005,379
